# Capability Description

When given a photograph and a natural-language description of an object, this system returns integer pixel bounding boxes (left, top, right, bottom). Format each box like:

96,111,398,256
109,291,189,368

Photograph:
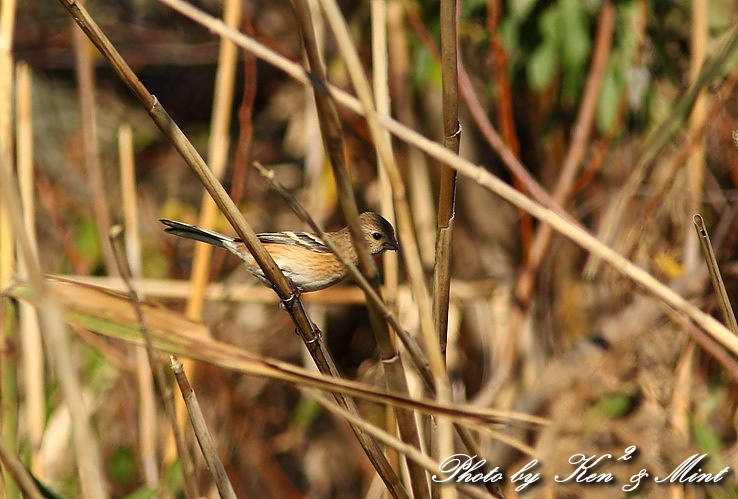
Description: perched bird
161,212,399,292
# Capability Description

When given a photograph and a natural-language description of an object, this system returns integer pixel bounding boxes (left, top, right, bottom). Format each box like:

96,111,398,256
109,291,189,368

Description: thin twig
693,214,738,334
109,226,199,499
0,440,43,499
171,356,237,499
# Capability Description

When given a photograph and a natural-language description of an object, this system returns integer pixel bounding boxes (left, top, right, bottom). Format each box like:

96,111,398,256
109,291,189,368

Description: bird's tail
160,219,235,249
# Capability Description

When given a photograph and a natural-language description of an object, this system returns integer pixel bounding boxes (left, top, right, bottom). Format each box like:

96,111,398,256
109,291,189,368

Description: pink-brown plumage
161,212,398,292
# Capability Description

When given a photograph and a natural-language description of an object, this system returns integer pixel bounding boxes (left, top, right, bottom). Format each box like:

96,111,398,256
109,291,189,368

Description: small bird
161,212,399,292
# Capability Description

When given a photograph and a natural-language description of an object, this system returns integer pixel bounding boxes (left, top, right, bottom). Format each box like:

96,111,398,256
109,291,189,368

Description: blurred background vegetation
3,0,738,497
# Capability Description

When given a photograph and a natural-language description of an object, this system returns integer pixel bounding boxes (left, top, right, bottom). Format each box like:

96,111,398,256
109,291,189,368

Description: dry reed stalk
684,0,708,271
0,3,18,496
169,356,236,499
57,1,405,493
434,0,460,361
371,0,399,318
154,0,738,361
693,215,738,334
172,0,240,469
60,273,496,304
302,0,329,221
109,227,199,498
118,124,159,487
433,2,461,497
0,300,18,499
292,3,427,496
0,158,108,498
668,337,695,499
71,8,117,275
515,1,615,305
15,62,46,479
0,439,43,499
10,280,550,426
371,0,402,473
182,0,240,322
0,0,14,288
314,6,456,496
386,2,436,268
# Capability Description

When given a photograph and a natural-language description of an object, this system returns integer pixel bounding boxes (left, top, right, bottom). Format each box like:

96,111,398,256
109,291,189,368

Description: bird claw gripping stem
278,282,300,312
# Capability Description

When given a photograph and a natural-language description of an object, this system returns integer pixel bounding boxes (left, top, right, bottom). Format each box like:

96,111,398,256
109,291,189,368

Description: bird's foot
278,285,301,311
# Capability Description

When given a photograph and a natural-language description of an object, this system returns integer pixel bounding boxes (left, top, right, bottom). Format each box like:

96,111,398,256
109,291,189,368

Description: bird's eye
372,232,382,240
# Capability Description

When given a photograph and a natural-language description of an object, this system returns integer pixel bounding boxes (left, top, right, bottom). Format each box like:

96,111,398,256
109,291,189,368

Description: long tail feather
160,219,234,248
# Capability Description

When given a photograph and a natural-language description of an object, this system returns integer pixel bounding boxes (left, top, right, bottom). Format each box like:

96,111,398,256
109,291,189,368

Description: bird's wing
256,231,331,253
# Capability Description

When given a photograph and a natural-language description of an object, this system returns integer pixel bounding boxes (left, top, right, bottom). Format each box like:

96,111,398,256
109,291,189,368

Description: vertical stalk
71,4,117,274
15,62,45,479
0,2,18,496
434,0,460,361
684,0,708,271
118,124,159,486
170,0,241,467
294,2,428,497
433,3,460,498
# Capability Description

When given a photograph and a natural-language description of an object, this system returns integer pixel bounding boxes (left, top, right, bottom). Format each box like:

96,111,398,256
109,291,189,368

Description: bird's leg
276,279,322,343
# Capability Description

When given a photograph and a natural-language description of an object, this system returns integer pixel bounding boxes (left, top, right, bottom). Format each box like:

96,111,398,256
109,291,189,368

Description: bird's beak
383,239,399,251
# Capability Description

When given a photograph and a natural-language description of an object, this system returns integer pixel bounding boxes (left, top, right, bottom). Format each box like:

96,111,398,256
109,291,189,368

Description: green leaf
123,487,159,499
527,42,558,90
510,0,539,21
594,393,632,418
74,218,101,269
597,63,621,133
559,0,591,72
539,6,562,43
691,420,722,455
